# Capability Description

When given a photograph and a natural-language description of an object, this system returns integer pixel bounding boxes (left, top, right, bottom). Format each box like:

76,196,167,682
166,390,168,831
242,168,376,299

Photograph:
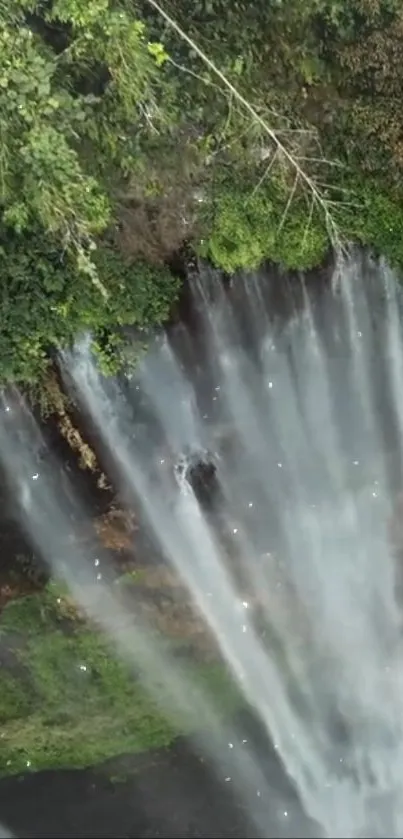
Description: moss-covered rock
0,586,242,778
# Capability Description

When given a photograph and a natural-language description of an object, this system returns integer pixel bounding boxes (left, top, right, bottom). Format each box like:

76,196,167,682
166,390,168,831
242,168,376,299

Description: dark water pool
0,728,316,838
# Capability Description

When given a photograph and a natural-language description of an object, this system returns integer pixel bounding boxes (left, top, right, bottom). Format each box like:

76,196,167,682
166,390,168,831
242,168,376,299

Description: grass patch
0,591,63,637
0,589,243,777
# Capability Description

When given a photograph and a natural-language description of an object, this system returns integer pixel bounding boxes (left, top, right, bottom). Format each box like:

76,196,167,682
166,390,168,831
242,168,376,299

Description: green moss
0,590,243,778
0,591,65,637
0,709,176,777
0,672,33,722
114,569,148,587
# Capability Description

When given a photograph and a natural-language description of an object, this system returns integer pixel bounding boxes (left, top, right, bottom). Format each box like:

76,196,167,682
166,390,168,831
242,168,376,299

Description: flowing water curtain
68,254,403,836
0,393,301,837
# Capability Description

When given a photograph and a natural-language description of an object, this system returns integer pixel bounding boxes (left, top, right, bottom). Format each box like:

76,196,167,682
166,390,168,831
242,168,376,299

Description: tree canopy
1,0,403,387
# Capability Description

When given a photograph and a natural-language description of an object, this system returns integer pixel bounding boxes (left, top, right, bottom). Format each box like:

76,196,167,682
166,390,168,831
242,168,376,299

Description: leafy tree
0,226,179,383
0,1,172,251
0,0,181,385
2,0,403,391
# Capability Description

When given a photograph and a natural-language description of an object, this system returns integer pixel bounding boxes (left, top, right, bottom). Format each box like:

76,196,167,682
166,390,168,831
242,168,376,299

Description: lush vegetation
0,584,241,776
2,0,403,385
0,0,180,385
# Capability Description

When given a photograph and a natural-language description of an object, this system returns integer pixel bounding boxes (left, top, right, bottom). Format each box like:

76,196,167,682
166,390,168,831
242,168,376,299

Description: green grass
0,587,243,777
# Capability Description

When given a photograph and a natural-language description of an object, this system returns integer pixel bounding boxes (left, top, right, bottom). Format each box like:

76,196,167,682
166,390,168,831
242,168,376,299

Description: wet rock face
183,452,219,511
94,508,138,553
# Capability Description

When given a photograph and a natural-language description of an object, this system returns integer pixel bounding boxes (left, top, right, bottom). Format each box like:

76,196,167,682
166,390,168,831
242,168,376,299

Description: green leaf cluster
0,228,179,383
0,0,182,386
201,178,328,274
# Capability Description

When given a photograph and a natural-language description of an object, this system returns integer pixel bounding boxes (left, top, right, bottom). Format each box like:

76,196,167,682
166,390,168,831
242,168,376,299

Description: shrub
0,228,180,384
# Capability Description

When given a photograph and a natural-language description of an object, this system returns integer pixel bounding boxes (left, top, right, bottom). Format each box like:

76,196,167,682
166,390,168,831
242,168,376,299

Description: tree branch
144,0,342,248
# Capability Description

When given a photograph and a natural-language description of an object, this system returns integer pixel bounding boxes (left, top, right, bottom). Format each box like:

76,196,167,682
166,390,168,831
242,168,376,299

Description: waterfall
2,251,403,837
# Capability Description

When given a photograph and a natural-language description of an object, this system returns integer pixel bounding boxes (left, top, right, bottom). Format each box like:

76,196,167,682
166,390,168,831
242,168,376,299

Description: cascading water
2,251,403,837
0,394,293,839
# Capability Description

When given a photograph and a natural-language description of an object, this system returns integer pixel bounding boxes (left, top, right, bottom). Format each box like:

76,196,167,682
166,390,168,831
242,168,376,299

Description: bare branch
313,180,351,194
295,156,347,169
301,195,316,250
250,148,279,197
278,172,299,233
275,128,317,136
167,57,225,95
145,0,342,246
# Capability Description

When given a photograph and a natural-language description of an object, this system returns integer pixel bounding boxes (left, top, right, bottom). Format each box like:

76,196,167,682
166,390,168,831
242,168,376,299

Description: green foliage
0,589,242,776
188,0,403,275
338,177,403,270
0,0,178,388
201,189,274,273
0,0,171,244
0,229,179,383
2,0,403,387
202,180,328,273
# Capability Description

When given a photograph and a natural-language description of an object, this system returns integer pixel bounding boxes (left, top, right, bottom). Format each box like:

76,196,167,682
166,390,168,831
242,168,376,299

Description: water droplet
5,406,10,413
242,739,248,744
213,396,217,401
215,386,220,392
242,601,249,609
32,473,39,481
283,811,288,817
353,460,359,466
242,625,247,633
79,664,87,672
257,789,261,797
56,597,61,604
96,572,102,580
268,381,273,389
277,462,282,469
274,743,279,750
228,743,234,749
225,777,231,782
94,558,100,567
26,760,31,767
372,491,378,498
233,527,238,534
160,459,165,465
248,502,253,508
357,331,362,338
339,757,343,763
